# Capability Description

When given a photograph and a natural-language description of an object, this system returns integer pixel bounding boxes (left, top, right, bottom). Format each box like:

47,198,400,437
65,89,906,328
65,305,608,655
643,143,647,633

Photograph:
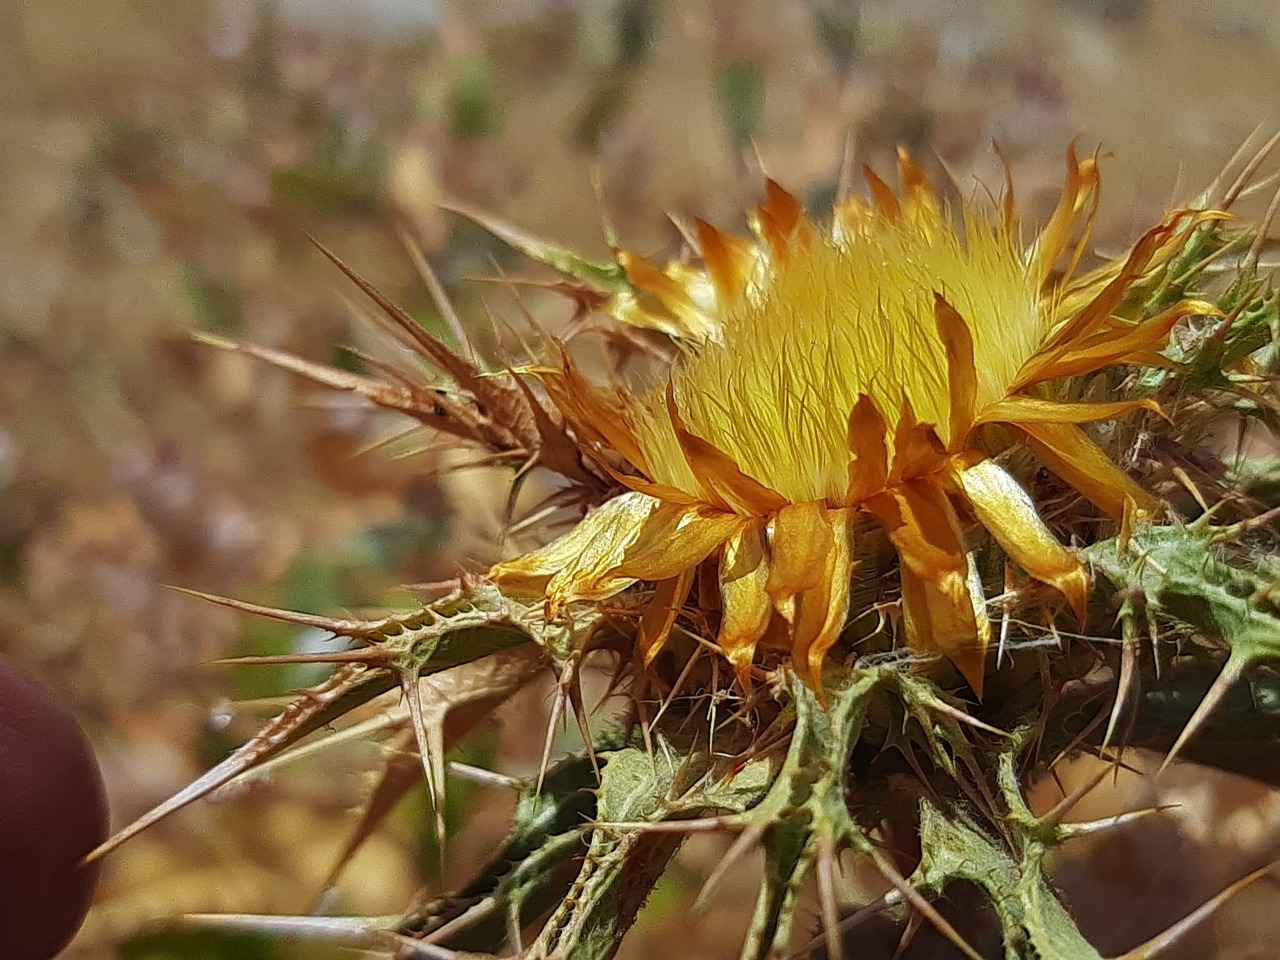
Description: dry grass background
3,1,1280,957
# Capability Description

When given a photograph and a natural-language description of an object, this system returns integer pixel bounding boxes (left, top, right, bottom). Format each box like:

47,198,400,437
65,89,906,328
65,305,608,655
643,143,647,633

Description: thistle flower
490,148,1217,695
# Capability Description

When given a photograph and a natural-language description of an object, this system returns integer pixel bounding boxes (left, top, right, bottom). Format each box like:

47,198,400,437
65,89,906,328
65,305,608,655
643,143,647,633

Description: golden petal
890,398,948,482
899,563,988,697
792,508,856,683
1014,300,1217,388
867,480,968,584
638,569,695,665
717,520,772,688
1027,143,1099,290
975,395,1165,427
1019,421,1157,517
765,501,835,611
490,491,660,605
694,217,754,308
933,292,977,449
846,394,889,503
868,479,990,693
615,503,744,581
1038,212,1204,351
665,384,788,515
952,459,1088,619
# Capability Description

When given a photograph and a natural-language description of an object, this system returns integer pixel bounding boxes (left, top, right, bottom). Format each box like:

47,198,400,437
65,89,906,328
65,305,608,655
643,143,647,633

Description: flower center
629,209,1043,508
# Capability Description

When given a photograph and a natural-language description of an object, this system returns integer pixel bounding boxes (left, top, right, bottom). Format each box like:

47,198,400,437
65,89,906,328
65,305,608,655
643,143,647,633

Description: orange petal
1013,299,1217,388
863,164,901,220
792,508,856,684
899,563,988,698
490,491,660,606
846,394,889,502
975,395,1165,427
1028,143,1099,289
665,383,788,515
933,292,977,449
866,481,968,584
868,480,989,694
890,398,947,482
615,503,744,581
694,218,754,307
765,501,835,616
897,148,940,222
638,569,695,666
754,179,807,260
952,459,1089,619
1019,421,1157,517
539,356,649,474
1038,211,1205,351
717,520,772,688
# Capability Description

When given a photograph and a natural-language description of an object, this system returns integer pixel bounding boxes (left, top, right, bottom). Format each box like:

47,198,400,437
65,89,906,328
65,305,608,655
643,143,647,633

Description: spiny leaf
85,661,396,863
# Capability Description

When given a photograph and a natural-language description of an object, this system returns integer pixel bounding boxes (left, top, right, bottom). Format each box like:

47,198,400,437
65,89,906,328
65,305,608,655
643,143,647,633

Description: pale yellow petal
975,396,1164,427
869,480,990,694
638,569,695,666
615,504,744,581
717,520,772,687
1019,421,1157,517
953,459,1088,619
792,508,856,684
765,501,835,613
489,491,658,606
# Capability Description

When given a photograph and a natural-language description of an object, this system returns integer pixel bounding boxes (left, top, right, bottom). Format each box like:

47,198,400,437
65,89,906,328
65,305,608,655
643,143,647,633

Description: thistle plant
89,134,1280,959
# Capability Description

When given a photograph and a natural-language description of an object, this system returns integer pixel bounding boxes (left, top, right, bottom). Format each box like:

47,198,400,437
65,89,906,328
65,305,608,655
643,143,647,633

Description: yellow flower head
492,147,1218,695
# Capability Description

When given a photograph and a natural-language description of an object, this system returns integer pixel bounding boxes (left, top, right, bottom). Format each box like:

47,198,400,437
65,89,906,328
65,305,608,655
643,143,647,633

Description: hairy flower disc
491,148,1220,695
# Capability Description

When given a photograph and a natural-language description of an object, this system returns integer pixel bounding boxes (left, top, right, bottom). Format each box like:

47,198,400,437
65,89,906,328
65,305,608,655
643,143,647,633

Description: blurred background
3,0,1280,957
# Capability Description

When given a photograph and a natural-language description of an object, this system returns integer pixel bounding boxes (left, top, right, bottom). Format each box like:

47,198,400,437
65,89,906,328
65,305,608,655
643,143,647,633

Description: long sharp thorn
1115,861,1280,959
1205,124,1266,201
790,890,904,959
536,667,569,800
1159,653,1247,775
1222,128,1280,208
205,649,382,666
694,822,762,912
396,223,473,358
924,695,1012,738
817,841,845,960
1043,757,1123,830
172,913,399,947
83,663,394,863
651,647,703,732
565,662,600,782
893,909,925,960
401,672,447,858
869,850,983,960
1247,174,1280,266
167,585,385,638
1057,804,1180,840
1104,601,1141,750
593,816,737,834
